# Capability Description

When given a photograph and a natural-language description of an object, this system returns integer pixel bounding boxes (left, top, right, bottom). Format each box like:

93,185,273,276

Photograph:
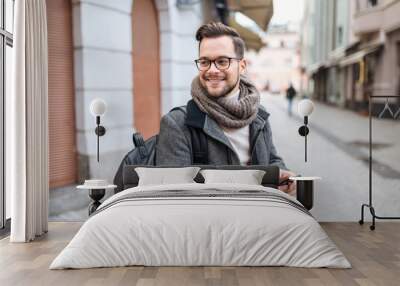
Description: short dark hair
195,22,245,59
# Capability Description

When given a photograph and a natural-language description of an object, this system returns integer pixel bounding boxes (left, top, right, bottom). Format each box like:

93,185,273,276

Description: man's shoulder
169,105,187,114
161,105,187,125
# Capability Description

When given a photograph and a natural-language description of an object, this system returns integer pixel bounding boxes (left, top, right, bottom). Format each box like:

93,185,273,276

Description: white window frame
0,0,14,230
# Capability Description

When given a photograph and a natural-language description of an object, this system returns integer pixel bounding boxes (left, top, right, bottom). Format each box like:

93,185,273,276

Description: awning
340,44,382,67
227,0,273,31
228,16,264,51
307,63,327,75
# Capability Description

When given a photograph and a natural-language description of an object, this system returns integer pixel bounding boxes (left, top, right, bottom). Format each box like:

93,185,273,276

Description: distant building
300,0,351,106
350,0,400,114
301,0,400,115
246,23,301,94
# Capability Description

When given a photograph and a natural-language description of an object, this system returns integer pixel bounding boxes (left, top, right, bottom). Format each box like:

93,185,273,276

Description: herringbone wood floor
0,222,399,286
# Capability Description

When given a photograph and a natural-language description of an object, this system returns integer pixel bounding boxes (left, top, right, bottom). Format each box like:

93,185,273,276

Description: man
156,22,296,194
286,83,297,116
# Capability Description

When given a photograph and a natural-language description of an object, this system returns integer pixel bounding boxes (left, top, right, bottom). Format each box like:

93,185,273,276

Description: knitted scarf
191,75,260,128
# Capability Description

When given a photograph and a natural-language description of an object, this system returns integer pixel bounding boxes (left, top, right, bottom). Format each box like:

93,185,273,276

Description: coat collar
252,106,270,130
185,99,270,150
185,99,205,129
185,100,233,149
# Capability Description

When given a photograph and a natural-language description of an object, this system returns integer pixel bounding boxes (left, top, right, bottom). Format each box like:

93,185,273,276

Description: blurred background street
261,92,400,221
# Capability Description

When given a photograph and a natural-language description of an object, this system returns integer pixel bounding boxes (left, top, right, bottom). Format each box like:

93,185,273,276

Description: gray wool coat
155,100,288,170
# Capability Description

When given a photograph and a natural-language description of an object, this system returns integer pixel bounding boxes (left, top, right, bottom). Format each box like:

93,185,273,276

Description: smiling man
156,22,296,194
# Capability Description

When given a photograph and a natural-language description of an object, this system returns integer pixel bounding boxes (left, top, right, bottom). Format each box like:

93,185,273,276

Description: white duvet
50,183,351,269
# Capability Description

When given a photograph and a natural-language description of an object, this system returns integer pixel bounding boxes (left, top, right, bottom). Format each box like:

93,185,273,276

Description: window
1,0,14,230
353,62,360,84
338,26,343,46
365,55,376,85
284,57,293,66
368,0,378,7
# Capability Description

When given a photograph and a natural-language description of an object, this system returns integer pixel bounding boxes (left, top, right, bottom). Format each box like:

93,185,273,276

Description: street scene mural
38,0,400,222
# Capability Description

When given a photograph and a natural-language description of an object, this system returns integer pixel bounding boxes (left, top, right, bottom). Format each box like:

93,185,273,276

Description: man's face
198,36,246,98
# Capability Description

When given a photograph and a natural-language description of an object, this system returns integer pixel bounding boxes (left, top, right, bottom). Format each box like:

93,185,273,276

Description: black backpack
113,106,208,193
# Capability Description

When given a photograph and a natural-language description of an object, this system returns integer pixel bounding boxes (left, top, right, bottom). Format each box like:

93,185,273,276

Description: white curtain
9,0,49,242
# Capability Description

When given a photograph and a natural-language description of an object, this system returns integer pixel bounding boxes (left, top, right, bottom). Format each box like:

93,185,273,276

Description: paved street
262,92,400,221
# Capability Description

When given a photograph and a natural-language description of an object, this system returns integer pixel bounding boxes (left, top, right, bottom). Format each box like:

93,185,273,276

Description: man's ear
239,58,247,74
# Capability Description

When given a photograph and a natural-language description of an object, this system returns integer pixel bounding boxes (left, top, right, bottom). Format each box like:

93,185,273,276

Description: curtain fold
10,0,49,242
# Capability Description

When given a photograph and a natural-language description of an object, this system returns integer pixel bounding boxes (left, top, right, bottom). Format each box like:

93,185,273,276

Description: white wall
72,0,134,182
156,0,203,114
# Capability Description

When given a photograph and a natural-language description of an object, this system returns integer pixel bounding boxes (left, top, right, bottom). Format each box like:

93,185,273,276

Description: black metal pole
359,94,400,230
304,116,308,162
97,130,99,162
305,134,307,162
369,96,372,206
96,116,100,162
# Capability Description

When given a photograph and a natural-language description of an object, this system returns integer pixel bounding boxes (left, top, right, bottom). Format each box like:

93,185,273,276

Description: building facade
46,0,273,189
300,0,351,106
301,0,400,115
47,0,204,188
351,0,400,113
246,24,301,94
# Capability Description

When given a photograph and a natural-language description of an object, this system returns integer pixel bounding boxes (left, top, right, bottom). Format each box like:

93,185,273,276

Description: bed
50,165,350,269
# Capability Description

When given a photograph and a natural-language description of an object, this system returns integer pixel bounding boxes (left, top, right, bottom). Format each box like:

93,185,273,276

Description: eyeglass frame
194,56,243,71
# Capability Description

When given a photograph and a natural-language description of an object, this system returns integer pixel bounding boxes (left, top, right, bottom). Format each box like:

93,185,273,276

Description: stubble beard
201,76,239,99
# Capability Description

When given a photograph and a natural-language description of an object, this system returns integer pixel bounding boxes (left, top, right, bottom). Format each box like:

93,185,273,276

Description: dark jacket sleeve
155,113,192,166
264,118,289,170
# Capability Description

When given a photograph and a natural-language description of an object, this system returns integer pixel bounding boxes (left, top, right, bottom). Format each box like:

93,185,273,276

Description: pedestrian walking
286,83,297,116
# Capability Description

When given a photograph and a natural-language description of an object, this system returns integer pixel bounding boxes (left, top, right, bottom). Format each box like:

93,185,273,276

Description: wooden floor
0,222,399,286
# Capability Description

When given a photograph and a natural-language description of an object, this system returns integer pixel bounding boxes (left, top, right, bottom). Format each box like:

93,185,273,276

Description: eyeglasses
194,56,242,71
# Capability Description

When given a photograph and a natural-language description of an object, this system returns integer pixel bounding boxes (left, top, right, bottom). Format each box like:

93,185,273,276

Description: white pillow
135,167,200,186
200,169,266,185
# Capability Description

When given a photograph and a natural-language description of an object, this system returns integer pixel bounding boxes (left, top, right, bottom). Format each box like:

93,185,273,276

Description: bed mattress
50,183,350,269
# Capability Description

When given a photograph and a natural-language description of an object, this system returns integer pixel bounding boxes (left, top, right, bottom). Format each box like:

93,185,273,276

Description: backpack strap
132,132,148,160
189,127,208,164
169,103,209,165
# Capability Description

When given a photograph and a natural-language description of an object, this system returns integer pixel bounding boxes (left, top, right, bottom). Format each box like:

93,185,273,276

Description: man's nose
207,61,220,73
